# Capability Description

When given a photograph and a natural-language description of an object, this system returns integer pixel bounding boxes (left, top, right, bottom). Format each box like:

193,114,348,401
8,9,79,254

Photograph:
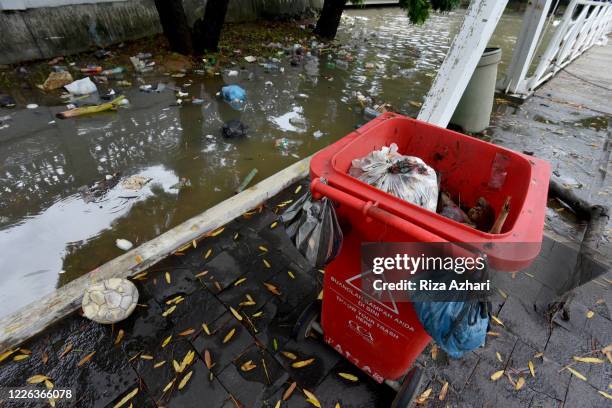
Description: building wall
0,0,323,64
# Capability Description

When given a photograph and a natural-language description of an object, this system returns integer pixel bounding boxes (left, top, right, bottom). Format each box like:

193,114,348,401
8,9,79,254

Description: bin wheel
390,366,424,408
293,301,321,340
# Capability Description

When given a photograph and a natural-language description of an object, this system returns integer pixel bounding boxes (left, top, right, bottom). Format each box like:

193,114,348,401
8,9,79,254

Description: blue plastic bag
221,85,246,103
413,301,489,358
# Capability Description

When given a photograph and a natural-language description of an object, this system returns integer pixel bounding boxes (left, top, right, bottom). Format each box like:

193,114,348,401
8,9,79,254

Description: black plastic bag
281,192,343,267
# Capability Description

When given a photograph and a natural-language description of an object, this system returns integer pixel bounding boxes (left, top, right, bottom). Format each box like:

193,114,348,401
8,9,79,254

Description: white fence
501,0,612,97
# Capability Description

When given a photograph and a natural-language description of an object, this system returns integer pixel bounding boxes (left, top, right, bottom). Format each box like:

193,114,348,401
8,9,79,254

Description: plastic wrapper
281,192,343,267
349,143,439,212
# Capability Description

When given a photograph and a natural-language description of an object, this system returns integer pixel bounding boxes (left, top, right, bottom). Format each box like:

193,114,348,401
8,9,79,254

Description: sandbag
281,192,343,267
349,143,438,212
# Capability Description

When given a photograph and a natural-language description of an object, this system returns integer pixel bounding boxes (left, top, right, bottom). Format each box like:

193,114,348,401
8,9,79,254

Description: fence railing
501,0,612,97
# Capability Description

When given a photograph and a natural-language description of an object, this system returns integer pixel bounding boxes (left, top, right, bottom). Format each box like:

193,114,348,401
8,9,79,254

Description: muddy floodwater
0,7,532,317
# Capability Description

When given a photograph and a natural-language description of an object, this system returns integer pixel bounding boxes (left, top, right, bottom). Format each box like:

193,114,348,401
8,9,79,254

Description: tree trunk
154,0,193,55
314,0,348,39
192,0,230,54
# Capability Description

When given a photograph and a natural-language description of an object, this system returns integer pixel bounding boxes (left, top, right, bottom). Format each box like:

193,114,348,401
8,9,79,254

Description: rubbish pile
349,143,511,234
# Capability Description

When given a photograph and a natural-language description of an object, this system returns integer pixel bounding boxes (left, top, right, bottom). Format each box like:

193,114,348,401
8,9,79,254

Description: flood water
0,7,531,317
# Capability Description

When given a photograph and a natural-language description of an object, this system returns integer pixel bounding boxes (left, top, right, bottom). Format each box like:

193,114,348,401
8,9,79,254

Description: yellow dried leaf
335,404,341,408
18,348,31,355
292,358,315,368
491,315,505,326
13,354,29,361
573,356,604,364
496,352,503,362
202,323,211,336
210,227,225,237
162,305,176,317
274,401,281,408
303,389,320,407
598,391,612,400
154,360,166,368
140,355,154,360
179,328,195,337
162,335,172,348
317,290,323,300
173,360,180,372
534,352,544,358
113,387,139,408
223,328,236,344
338,372,358,382
270,222,278,229
49,398,56,407
264,282,281,295
195,270,208,278
180,350,195,372
0,348,18,363
282,351,297,360
114,329,125,346
44,379,54,389
230,306,243,321
439,381,449,401
487,331,500,337
234,277,247,286
529,361,535,377
163,379,175,393
27,374,50,384
263,259,271,268
135,255,143,263
416,388,432,404
566,366,587,381
204,350,213,369
77,351,96,367
204,248,212,259
259,246,268,252
498,289,508,299
283,381,297,401
490,370,505,381
295,185,302,194
240,360,257,371
515,377,525,390
178,370,193,390
252,311,263,318
586,310,595,319
288,271,295,279
59,343,73,358
165,272,171,284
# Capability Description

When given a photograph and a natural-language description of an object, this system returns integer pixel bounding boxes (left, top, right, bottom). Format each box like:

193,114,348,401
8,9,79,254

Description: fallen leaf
154,360,166,368
264,282,281,295
496,352,503,362
283,381,297,401
41,352,49,364
288,271,295,279
179,350,195,372
113,387,138,408
114,330,125,346
202,323,211,336
335,404,341,408
491,315,505,326
195,270,208,278
528,361,535,377
178,370,193,390
273,338,278,351
431,344,439,360
49,398,56,407
27,374,50,384
487,331,500,337
566,366,587,381
173,360,180,372
292,358,315,368
234,277,247,286
204,350,213,369
498,289,508,299
317,290,323,300
163,379,175,393
18,348,31,355
230,306,243,321
415,388,432,404
295,185,302,194
135,255,143,263
337,372,359,384
439,381,449,400
303,389,321,407
162,335,173,348
179,328,195,337
165,272,171,284
162,305,177,317
573,356,604,364
240,360,257,371
77,351,96,367
515,377,525,390
210,227,225,237
491,370,504,381
204,248,212,259
13,354,29,361
44,379,53,389
586,310,595,318
598,390,612,400
602,344,612,363
274,350,296,361
252,311,263,318
270,222,278,229
259,246,268,252
223,328,236,344
59,343,73,358
274,401,281,408
140,355,154,360
263,259,271,268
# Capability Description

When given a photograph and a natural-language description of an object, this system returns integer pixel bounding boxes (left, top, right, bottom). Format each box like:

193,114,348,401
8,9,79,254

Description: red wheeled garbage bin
308,113,550,385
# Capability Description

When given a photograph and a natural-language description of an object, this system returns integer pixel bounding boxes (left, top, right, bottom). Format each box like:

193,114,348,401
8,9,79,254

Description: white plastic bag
349,143,439,212
64,77,98,95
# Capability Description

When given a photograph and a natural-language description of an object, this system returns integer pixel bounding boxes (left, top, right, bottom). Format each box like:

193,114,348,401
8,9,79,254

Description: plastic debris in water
116,239,134,251
26,104,38,109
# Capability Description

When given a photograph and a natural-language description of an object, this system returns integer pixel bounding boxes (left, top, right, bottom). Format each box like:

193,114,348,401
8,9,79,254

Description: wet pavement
0,6,536,318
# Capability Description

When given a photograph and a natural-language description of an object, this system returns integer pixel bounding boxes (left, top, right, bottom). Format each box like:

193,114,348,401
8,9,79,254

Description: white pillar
417,0,509,128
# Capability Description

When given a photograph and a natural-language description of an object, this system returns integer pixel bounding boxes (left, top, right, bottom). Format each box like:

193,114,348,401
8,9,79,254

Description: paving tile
216,274,275,312
115,297,173,356
191,312,256,375
572,278,612,320
252,298,308,354
425,350,480,393
216,344,288,407
141,266,201,303
563,376,611,408
544,326,593,367
165,356,230,408
274,336,342,390
106,384,158,408
189,251,249,295
497,296,549,350
474,328,518,368
169,287,227,335
528,393,563,408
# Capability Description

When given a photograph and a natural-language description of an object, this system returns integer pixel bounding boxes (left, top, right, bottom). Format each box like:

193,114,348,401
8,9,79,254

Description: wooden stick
489,196,511,234
56,96,126,119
